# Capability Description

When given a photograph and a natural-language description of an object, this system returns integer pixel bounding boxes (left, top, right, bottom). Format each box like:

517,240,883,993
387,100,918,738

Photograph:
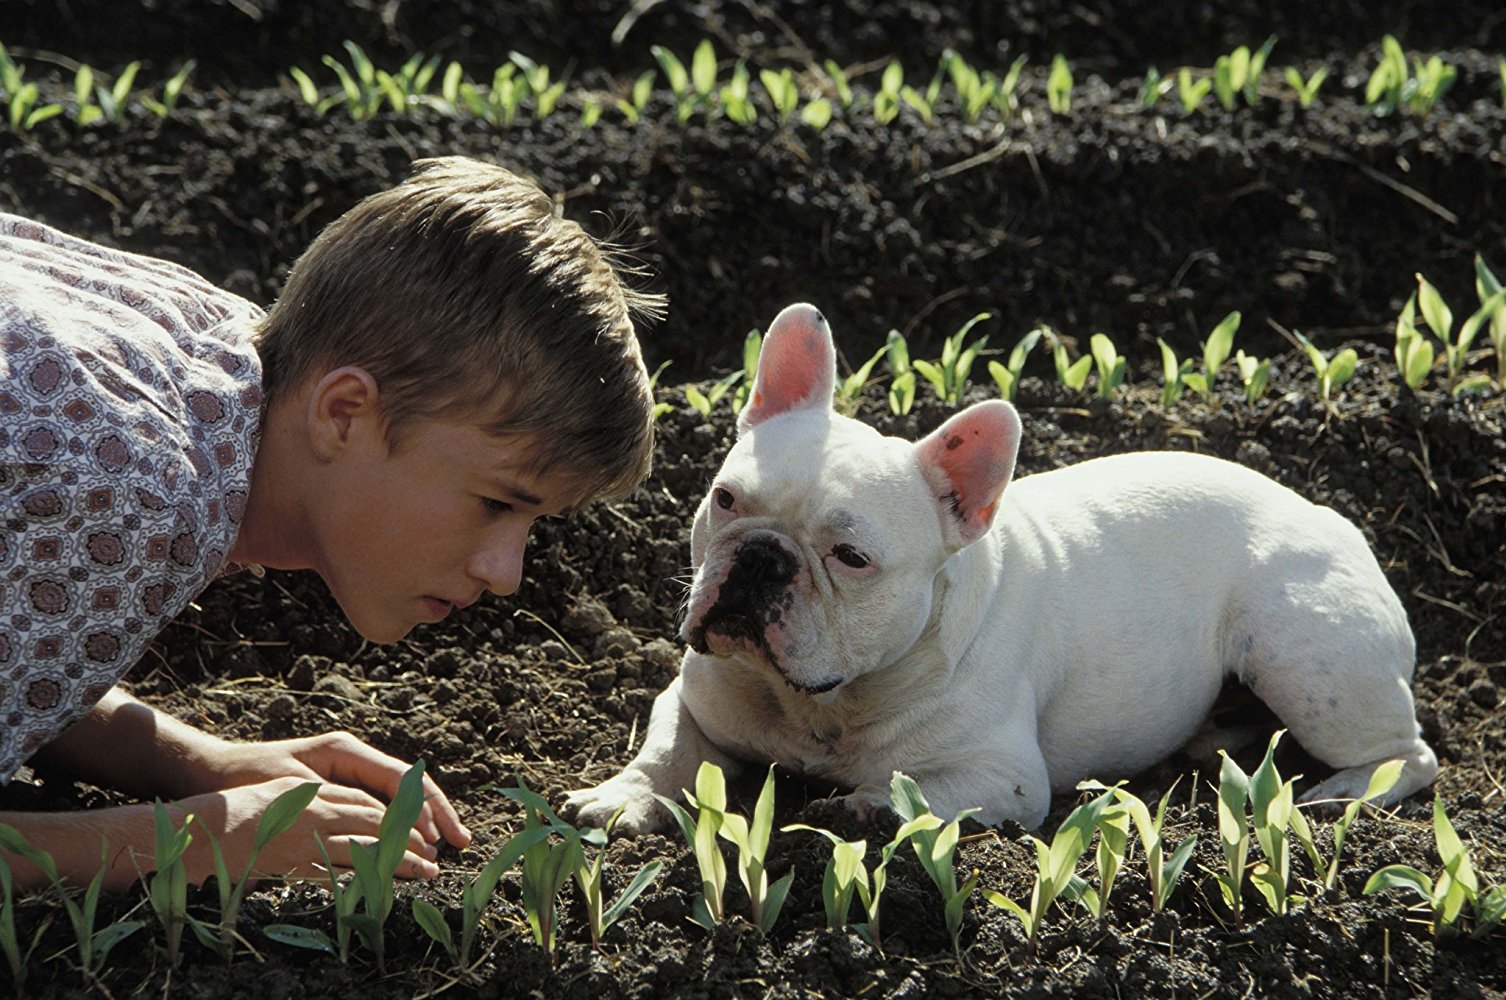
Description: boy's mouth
420,596,454,620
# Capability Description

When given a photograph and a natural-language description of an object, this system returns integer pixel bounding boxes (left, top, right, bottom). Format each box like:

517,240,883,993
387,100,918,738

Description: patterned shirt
0,215,264,781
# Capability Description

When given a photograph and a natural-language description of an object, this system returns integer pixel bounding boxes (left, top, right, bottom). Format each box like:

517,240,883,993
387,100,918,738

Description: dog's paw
562,772,671,836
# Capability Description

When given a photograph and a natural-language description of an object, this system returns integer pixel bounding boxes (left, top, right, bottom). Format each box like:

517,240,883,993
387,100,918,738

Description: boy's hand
194,731,472,851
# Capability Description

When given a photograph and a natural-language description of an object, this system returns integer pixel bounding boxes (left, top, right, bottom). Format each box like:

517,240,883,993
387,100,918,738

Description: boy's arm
28,686,470,849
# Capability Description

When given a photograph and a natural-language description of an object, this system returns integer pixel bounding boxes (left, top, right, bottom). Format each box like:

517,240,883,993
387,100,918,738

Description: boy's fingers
305,735,471,849
321,836,439,880
421,774,472,849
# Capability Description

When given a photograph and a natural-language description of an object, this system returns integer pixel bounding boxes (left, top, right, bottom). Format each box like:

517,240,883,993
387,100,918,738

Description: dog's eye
714,487,735,511
832,544,869,569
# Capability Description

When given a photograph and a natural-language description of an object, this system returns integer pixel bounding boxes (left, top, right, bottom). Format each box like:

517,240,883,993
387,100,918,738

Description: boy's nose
469,528,528,597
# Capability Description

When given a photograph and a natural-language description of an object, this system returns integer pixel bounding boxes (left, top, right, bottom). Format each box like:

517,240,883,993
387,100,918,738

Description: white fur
566,308,1437,831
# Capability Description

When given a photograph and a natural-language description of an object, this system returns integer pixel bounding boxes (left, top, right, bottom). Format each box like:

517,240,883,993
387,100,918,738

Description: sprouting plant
891,773,981,953
92,60,141,124
148,800,194,966
997,55,1029,118
1089,333,1127,400
1393,294,1435,391
1139,67,1172,108
886,329,917,415
1410,272,1505,395
1100,781,1198,913
1176,67,1211,113
652,40,716,122
655,761,730,929
574,808,662,949
1212,37,1276,111
615,69,655,123
1365,796,1505,939
982,783,1117,956
0,826,143,983
647,360,675,422
835,342,891,415
1212,749,1252,927
1288,759,1402,894
1291,331,1359,404
780,825,868,932
1283,65,1329,108
1048,329,1092,394
873,60,905,125
759,67,800,123
287,66,335,115
800,94,834,128
987,328,1043,402
943,49,1000,123
320,41,387,119
580,97,604,127
822,59,857,115
379,51,443,113
1180,310,1240,404
713,766,796,934
1156,337,1196,408
899,56,948,124
1365,35,1455,116
411,819,553,967
913,313,991,405
1234,349,1271,406
508,52,565,117
457,65,529,126
1499,58,1506,110
717,59,757,126
497,781,591,957
1476,254,1506,385
140,60,196,117
1246,731,1304,916
188,781,321,960
1047,55,1073,114
733,327,763,413
684,370,744,418
1078,800,1131,920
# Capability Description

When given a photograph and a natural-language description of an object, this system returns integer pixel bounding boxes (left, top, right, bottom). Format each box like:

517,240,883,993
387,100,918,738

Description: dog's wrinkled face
684,415,946,695
680,304,1020,698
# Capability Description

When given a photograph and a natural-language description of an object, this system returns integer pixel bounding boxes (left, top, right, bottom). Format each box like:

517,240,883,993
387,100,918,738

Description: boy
0,156,663,890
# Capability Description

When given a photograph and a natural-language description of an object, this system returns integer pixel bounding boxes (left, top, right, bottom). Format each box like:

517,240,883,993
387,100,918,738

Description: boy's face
311,416,579,643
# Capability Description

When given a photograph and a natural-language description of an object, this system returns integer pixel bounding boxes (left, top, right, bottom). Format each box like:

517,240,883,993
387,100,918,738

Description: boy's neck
229,394,315,571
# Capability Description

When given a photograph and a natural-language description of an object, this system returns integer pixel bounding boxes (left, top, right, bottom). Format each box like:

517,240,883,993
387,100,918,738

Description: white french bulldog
566,303,1438,832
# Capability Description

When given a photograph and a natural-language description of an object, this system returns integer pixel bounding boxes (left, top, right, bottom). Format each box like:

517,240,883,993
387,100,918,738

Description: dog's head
683,303,1022,697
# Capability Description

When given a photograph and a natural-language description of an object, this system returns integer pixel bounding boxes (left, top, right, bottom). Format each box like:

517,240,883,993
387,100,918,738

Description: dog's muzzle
688,534,798,656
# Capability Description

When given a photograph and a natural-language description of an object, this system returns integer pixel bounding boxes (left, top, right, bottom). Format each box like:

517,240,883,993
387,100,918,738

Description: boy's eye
482,497,514,515
832,544,869,569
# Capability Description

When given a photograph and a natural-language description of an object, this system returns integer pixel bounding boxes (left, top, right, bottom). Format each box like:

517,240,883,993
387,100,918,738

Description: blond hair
254,156,664,502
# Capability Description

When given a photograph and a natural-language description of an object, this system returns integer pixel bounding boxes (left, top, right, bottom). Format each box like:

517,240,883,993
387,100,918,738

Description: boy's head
254,156,664,506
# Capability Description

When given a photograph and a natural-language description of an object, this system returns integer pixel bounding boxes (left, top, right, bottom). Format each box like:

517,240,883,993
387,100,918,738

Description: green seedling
1156,337,1196,408
943,49,1000,123
148,800,194,966
1393,294,1434,390
1365,796,1505,938
912,313,990,404
574,807,662,949
1047,55,1073,114
873,60,905,125
1283,65,1329,108
886,329,917,415
579,96,604,128
891,773,980,953
652,40,716,122
1101,781,1197,912
684,370,745,418
1291,331,1358,404
2,44,64,130
714,766,795,934
1499,58,1506,109
92,60,140,123
1247,731,1304,916
72,65,100,125
1089,332,1128,400
376,51,442,113
1139,67,1173,108
1411,272,1504,395
987,328,1043,402
1212,37,1276,110
1365,35,1455,116
655,761,731,928
1212,749,1252,926
759,67,801,123
800,94,833,128
982,783,1117,956
140,60,196,117
1234,349,1271,405
615,70,655,123
898,56,948,125
189,780,320,960
320,41,387,119
780,825,869,931
822,59,857,115
720,59,757,126
508,52,565,117
1077,801,1131,920
1475,254,1506,385
1176,67,1211,113
647,359,675,422
497,781,590,957
997,55,1029,118
458,64,532,126
733,327,763,413
1289,759,1402,893
1180,310,1240,404
836,342,891,415
0,826,142,983
1049,328,1092,394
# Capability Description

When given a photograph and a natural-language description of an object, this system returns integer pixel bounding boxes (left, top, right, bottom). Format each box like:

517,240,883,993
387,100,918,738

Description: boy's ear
737,302,837,434
306,366,383,460
914,400,1021,549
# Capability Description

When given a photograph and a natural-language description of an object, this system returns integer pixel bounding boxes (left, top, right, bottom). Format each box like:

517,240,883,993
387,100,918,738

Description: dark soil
1,3,1504,997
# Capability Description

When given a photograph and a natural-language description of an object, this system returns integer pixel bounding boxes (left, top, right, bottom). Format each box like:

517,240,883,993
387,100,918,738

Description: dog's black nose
734,535,798,585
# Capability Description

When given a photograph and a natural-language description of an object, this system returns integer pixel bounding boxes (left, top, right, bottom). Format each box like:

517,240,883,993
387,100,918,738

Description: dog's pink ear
915,401,1021,547
738,303,837,432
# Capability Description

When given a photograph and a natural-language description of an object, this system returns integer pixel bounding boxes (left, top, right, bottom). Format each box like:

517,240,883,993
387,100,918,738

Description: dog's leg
564,677,741,834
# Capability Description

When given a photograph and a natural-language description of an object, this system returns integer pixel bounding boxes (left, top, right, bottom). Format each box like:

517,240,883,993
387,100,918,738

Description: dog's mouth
690,611,843,696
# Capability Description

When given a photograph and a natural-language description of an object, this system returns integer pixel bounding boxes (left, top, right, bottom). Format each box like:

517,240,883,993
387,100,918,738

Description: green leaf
411,898,454,951
1063,354,1092,392
264,923,337,954
1416,274,1453,340
1204,311,1240,376
602,860,663,927
1364,864,1433,899
889,772,930,822
760,869,796,933
651,46,689,95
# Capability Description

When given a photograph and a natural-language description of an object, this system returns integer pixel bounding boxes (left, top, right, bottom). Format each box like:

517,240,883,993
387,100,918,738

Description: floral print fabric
0,215,263,780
